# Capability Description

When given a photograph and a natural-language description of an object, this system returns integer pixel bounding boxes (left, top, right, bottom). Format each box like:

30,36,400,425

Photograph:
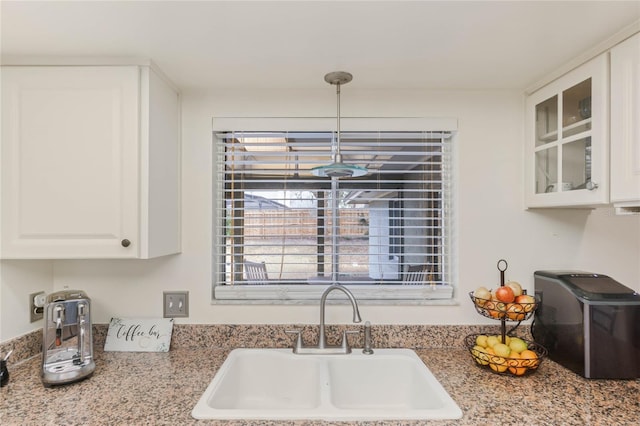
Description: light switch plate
163,291,189,318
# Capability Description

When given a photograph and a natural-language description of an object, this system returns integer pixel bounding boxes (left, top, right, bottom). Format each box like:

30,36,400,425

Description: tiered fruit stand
466,259,548,376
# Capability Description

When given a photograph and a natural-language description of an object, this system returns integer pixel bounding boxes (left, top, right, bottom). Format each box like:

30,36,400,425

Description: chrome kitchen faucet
287,284,362,354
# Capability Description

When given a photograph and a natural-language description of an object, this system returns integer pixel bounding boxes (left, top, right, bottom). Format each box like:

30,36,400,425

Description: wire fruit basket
464,333,547,376
466,259,547,376
468,292,538,321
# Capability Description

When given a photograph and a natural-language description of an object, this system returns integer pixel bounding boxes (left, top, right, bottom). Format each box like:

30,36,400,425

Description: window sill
213,283,455,305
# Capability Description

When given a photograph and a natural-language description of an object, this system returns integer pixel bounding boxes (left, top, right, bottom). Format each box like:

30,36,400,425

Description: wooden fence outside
243,209,369,238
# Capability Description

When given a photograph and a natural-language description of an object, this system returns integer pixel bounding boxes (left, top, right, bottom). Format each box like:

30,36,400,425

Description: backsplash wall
1,323,512,364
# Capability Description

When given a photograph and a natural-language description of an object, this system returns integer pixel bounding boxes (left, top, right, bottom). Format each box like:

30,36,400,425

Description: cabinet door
1,66,140,258
610,33,640,208
525,54,609,207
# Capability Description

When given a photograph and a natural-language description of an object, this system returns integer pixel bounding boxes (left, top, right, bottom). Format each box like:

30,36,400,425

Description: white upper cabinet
610,33,640,213
525,54,609,208
1,65,181,259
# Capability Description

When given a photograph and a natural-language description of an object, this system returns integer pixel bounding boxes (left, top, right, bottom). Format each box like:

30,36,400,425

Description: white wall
2,88,639,342
0,260,53,341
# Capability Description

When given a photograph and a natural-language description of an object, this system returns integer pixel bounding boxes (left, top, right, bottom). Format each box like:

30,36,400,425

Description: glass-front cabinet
525,54,609,207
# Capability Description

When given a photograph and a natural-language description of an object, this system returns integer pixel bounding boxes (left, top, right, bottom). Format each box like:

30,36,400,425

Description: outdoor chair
244,260,269,284
403,264,429,285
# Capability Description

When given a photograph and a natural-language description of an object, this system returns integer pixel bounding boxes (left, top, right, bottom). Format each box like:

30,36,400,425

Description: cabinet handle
586,181,599,191
121,239,131,248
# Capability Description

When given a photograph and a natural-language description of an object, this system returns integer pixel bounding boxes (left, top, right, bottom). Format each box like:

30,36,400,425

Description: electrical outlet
30,291,46,322
163,291,189,318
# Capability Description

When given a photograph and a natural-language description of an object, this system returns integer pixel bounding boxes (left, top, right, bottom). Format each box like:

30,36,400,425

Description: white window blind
213,129,453,300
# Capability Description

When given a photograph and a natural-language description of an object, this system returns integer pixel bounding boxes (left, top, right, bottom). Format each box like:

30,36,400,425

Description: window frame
212,117,458,304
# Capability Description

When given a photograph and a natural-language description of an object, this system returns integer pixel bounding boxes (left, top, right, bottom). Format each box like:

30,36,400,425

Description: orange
506,303,526,321
485,301,505,319
520,349,540,369
489,356,508,373
483,347,507,372
489,310,503,319
516,294,536,312
507,352,527,376
484,301,497,318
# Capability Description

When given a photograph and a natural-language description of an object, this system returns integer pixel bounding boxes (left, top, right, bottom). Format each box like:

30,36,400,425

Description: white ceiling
1,1,639,91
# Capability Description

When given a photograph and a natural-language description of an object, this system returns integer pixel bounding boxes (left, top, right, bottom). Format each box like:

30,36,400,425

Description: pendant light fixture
311,71,368,178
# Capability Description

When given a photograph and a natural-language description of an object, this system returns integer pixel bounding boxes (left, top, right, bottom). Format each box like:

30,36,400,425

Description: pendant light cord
311,71,367,178
335,83,342,164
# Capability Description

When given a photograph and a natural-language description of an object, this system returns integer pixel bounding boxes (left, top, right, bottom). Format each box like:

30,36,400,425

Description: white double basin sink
192,348,462,421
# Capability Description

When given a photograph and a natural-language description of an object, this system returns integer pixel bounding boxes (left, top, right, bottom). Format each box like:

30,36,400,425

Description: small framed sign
104,317,174,352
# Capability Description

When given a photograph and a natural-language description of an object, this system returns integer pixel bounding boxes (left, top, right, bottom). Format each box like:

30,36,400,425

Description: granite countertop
2,345,639,426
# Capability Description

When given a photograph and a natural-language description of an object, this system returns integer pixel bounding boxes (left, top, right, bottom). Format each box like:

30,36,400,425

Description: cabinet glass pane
562,78,591,138
562,137,591,191
535,95,558,146
535,147,558,193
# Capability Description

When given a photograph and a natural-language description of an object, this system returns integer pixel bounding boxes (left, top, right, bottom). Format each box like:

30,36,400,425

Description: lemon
471,345,489,365
497,334,511,345
493,343,512,358
489,356,508,373
475,334,488,348
486,335,500,348
509,337,528,353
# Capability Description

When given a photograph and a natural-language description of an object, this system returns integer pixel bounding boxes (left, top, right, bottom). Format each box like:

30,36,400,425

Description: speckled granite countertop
1,324,639,425
2,347,639,425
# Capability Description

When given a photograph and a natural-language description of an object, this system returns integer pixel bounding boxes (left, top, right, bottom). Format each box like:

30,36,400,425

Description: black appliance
532,271,640,379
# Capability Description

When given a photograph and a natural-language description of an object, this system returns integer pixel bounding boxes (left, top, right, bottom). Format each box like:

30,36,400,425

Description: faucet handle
363,321,374,354
285,329,304,352
341,330,361,352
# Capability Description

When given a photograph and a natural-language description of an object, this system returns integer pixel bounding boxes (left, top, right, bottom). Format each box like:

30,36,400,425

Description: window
213,119,455,302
